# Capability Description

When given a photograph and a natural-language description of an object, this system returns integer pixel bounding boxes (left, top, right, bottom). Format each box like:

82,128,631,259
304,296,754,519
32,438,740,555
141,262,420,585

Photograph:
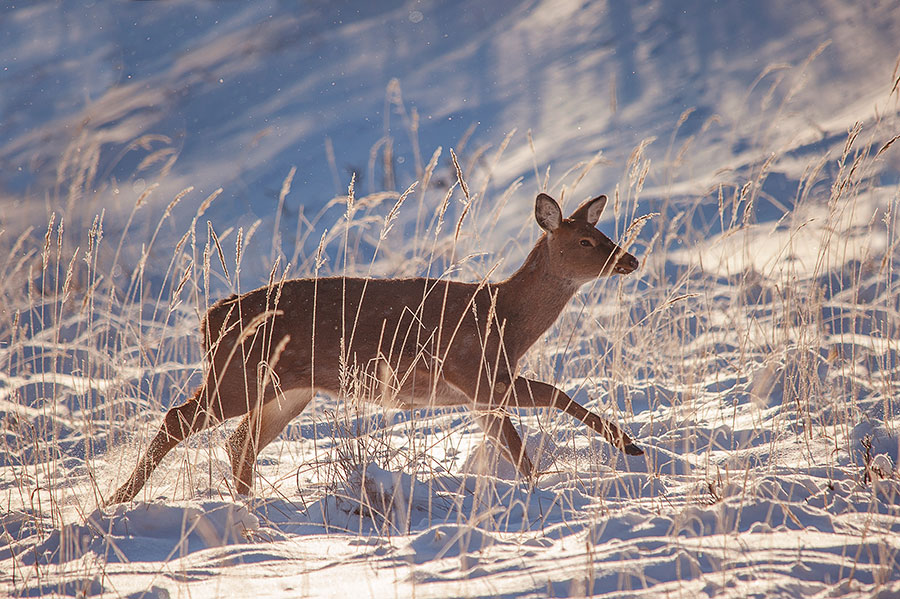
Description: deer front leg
472,410,534,479
442,371,535,478
416,372,536,478
227,387,314,495
511,377,643,455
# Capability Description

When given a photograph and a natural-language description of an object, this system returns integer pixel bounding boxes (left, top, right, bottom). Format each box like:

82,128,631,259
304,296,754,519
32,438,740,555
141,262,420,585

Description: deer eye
580,239,593,247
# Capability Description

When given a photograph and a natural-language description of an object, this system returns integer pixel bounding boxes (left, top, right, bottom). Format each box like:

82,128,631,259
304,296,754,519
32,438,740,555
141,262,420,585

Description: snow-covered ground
2,1,900,597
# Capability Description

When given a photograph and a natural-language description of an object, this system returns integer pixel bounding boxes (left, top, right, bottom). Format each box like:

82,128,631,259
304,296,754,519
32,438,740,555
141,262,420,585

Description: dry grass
2,68,900,597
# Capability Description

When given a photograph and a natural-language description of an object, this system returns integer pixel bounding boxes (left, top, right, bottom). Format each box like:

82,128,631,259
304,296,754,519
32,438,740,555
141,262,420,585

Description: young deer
108,192,642,504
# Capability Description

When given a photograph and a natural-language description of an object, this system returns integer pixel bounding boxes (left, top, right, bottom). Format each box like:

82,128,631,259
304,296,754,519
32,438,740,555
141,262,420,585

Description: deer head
535,193,639,282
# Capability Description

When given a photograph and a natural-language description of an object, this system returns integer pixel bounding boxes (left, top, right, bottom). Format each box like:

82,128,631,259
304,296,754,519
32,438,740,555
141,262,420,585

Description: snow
3,1,900,597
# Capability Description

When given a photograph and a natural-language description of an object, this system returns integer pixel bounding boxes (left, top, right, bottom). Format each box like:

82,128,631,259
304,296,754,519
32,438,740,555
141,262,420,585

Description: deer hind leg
227,387,314,496
472,410,534,479
108,387,220,505
107,363,261,506
511,377,643,455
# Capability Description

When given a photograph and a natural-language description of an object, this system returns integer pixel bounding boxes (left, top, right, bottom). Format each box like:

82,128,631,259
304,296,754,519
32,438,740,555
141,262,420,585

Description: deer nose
615,253,639,274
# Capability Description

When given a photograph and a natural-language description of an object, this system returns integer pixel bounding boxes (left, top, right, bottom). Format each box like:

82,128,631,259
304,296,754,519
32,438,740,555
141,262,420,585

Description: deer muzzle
613,252,639,275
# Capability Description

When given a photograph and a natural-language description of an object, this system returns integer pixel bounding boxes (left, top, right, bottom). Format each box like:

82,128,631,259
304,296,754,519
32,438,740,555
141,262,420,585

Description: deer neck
493,235,580,355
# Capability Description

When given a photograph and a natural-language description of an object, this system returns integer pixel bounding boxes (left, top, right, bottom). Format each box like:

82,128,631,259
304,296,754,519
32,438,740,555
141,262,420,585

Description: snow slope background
2,1,900,597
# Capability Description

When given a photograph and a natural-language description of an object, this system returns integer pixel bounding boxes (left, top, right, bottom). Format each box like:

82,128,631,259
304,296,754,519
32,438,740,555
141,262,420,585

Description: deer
107,192,643,505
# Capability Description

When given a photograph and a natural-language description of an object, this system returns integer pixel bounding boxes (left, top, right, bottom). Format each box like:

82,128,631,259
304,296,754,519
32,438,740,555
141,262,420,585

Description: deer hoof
624,442,644,456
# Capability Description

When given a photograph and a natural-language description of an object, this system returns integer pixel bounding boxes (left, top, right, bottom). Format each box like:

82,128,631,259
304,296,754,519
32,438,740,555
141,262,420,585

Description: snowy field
2,1,900,597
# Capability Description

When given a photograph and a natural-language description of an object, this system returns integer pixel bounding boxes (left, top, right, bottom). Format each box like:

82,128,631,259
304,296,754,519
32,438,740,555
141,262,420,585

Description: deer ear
535,193,563,232
569,195,608,226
